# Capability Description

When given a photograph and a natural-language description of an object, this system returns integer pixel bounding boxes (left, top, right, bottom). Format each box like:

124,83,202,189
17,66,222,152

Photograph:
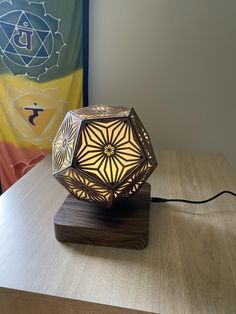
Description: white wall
89,0,236,172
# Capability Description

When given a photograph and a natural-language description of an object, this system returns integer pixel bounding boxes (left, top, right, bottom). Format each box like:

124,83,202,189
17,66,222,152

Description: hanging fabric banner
0,0,89,191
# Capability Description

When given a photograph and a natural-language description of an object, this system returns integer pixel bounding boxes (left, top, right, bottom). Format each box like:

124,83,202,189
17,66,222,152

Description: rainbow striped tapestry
0,0,89,191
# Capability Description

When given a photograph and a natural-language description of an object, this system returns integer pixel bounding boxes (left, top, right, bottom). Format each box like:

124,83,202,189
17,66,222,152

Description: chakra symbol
0,1,66,79
24,102,44,126
3,85,65,149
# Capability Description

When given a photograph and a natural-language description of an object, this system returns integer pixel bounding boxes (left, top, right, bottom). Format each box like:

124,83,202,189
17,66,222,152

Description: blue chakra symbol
0,1,66,79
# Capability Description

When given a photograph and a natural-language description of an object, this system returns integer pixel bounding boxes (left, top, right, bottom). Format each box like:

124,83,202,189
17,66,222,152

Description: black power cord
151,190,236,204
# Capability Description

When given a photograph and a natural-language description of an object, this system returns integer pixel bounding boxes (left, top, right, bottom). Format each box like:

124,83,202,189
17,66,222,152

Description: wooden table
0,151,236,314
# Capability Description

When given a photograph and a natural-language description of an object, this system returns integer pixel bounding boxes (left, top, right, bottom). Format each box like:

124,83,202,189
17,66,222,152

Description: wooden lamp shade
52,105,157,249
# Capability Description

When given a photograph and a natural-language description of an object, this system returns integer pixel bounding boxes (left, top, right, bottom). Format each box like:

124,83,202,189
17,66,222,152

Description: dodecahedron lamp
52,105,157,249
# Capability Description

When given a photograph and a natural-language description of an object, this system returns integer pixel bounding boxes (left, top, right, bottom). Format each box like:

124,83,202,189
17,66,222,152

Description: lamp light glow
52,105,157,208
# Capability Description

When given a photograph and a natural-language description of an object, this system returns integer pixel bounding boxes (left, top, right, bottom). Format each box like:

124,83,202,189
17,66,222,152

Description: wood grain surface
0,150,236,314
54,183,150,249
0,288,155,314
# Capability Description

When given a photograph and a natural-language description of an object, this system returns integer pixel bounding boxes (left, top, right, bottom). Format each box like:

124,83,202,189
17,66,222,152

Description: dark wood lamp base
54,183,151,250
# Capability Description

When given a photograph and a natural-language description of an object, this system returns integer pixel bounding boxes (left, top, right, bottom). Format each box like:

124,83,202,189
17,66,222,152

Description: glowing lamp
52,105,157,249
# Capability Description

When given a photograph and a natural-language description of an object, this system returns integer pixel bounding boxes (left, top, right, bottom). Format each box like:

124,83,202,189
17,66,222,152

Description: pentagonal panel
129,108,156,164
55,167,113,208
75,119,145,187
114,160,154,200
72,104,130,119
52,112,81,174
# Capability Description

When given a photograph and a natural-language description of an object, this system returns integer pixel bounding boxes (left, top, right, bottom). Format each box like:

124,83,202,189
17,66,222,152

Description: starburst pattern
72,104,130,119
56,168,113,207
129,108,156,161
76,119,144,187
114,161,153,199
52,113,80,174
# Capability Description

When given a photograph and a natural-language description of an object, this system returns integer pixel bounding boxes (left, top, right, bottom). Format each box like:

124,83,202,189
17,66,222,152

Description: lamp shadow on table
62,202,235,312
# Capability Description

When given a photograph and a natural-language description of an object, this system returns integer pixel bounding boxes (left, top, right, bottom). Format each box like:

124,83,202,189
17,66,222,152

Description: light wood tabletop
0,150,236,314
